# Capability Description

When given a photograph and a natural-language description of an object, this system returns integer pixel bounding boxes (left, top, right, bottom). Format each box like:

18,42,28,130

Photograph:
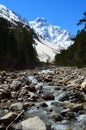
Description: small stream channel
25,68,86,130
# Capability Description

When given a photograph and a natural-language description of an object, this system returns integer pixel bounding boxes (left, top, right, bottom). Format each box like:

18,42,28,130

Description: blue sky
0,0,86,34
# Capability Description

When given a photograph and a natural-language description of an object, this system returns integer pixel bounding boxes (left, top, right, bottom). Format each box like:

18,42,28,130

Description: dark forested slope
55,12,86,68
0,17,39,69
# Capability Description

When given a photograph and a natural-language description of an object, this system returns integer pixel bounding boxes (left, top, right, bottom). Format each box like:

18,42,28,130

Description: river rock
69,90,85,103
23,102,35,110
51,112,63,121
35,83,43,91
44,75,52,82
71,104,83,112
0,89,10,99
42,94,54,100
1,71,7,77
21,116,46,130
18,87,27,97
0,112,17,124
10,80,22,91
28,84,36,92
67,78,83,87
40,102,48,107
0,109,9,118
28,92,38,101
10,123,22,130
81,79,86,92
0,84,10,91
10,102,23,111
61,108,75,120
61,108,71,116
77,114,86,128
58,93,69,102
11,91,19,99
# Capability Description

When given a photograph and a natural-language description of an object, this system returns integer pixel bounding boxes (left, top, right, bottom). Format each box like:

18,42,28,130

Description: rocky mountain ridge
30,17,73,49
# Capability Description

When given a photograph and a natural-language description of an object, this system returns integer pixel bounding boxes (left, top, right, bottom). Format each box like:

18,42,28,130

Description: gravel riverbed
0,66,86,130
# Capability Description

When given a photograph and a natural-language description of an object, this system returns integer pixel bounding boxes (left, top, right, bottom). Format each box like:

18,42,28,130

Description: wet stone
51,112,63,122
61,108,71,116
0,67,86,130
42,94,54,100
58,93,69,102
71,104,83,112
40,102,48,107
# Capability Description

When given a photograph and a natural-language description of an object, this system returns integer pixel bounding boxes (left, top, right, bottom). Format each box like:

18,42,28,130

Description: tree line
55,12,86,68
0,17,39,69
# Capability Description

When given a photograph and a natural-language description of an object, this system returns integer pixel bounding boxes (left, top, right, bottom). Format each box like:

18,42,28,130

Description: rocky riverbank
0,67,86,130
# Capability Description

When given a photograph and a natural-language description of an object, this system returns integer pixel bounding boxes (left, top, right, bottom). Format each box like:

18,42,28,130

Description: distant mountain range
0,4,73,62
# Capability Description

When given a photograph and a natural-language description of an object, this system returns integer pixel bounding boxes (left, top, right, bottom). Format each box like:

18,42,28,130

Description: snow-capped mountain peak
0,4,29,25
34,17,47,23
0,4,21,23
30,17,73,49
0,4,73,62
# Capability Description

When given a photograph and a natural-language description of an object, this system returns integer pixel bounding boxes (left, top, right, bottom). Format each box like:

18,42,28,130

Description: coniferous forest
0,4,86,130
0,17,39,69
0,12,86,69
55,12,86,68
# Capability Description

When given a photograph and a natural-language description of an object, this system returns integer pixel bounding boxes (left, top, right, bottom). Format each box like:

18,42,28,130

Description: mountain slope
30,17,73,49
0,5,39,69
0,4,21,24
33,36,59,62
0,4,28,25
0,4,73,62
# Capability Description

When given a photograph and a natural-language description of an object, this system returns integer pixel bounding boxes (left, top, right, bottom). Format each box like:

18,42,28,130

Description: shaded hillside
0,17,39,69
55,12,86,68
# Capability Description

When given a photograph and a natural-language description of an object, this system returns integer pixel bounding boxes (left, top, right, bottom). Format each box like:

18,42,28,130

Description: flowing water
26,68,86,130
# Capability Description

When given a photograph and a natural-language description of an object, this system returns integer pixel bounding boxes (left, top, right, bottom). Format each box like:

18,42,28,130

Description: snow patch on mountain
0,4,28,25
34,36,60,62
0,4,21,23
0,4,73,62
30,17,73,49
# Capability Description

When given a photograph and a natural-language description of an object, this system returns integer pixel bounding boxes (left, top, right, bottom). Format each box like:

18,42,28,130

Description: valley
0,4,86,130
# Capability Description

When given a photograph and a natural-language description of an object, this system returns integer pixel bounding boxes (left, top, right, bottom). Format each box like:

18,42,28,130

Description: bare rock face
21,116,46,130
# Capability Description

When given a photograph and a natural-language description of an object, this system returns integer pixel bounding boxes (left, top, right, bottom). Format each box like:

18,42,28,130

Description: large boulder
21,116,46,130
